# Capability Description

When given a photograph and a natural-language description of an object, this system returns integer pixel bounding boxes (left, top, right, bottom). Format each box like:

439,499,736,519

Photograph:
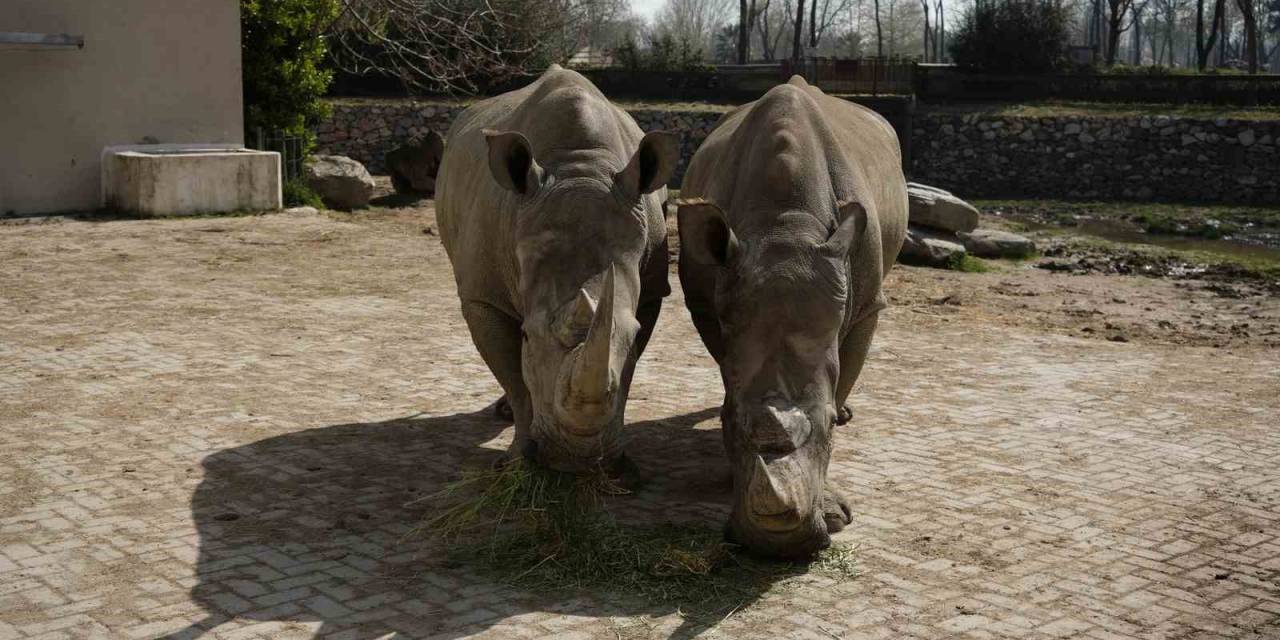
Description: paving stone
1,212,1277,639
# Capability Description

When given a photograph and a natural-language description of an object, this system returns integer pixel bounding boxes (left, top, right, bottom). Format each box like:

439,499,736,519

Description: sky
629,0,664,21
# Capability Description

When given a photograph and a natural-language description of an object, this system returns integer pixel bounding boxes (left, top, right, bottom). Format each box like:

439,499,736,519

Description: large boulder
958,228,1037,259
898,224,967,268
907,182,980,233
386,131,444,196
305,155,375,210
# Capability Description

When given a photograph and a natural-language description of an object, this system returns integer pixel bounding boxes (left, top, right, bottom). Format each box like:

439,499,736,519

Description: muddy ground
353,185,1280,349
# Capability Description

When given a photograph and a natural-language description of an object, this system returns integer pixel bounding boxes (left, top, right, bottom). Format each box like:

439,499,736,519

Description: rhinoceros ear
677,199,738,267
820,201,867,258
484,129,543,195
617,131,679,197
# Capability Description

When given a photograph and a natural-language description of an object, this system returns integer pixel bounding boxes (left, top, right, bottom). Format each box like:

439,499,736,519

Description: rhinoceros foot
822,485,853,533
836,404,853,426
490,395,514,422
605,452,645,491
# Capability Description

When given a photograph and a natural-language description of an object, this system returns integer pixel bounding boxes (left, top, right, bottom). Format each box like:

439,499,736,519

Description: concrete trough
102,144,281,216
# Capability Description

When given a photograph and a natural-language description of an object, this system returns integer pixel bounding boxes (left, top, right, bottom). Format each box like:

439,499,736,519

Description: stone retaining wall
911,113,1280,203
316,100,724,185
316,99,1280,203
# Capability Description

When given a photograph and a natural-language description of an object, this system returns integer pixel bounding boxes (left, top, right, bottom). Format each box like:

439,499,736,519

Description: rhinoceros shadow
165,405,792,640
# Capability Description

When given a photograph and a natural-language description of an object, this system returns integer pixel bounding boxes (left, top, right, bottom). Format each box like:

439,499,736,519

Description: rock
305,155,375,210
907,183,980,233
385,131,445,195
898,225,967,268
1238,129,1256,146
957,229,1037,259
282,206,319,217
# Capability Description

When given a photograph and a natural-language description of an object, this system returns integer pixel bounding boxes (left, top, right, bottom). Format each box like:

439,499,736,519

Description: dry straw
410,459,860,620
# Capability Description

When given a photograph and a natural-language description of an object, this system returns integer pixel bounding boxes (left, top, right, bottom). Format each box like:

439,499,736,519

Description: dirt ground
1,198,1278,639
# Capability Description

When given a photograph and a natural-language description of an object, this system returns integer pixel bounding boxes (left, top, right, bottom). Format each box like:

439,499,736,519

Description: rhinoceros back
681,77,908,321
436,67,657,319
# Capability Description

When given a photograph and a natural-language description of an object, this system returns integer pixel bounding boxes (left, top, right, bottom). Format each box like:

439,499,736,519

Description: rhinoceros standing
677,77,908,557
435,66,677,473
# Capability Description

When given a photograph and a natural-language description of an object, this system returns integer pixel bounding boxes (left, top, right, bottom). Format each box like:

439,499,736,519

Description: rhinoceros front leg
822,484,853,533
460,300,532,458
834,309,880,426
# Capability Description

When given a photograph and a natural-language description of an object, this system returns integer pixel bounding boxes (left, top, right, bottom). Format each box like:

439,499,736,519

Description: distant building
566,46,614,70
1,1,243,215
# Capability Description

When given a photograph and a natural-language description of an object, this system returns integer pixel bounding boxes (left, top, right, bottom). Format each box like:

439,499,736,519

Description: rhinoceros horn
558,266,620,431
554,287,597,347
747,453,803,527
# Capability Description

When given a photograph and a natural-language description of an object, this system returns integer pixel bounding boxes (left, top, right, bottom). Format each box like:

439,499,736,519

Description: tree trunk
1235,0,1258,73
935,0,944,61
919,0,931,62
738,0,750,64
1105,6,1123,66
874,0,884,57
1195,0,1224,70
809,0,818,47
792,0,806,61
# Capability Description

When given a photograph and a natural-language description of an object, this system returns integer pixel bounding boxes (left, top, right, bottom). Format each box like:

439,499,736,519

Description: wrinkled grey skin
677,77,907,558
436,66,676,473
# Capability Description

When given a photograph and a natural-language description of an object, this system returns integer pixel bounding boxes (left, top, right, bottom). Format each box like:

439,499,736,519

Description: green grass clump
949,254,991,272
283,177,324,208
416,460,859,620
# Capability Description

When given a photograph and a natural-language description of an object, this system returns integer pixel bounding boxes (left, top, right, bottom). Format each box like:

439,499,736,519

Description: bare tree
807,0,856,47
1234,0,1260,71
933,0,944,61
738,0,766,62
874,0,884,56
793,0,807,59
329,0,623,93
1105,0,1137,64
755,0,791,60
1195,0,1226,69
652,0,737,55
919,0,932,60
1131,0,1150,62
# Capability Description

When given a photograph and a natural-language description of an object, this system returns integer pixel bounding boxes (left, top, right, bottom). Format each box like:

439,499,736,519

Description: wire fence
252,129,306,182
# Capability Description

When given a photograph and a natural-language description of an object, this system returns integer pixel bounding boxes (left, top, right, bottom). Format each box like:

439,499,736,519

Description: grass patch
416,460,859,621
949,254,991,272
283,177,324,208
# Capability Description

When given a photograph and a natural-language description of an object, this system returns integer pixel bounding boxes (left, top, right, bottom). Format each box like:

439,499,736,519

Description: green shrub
949,0,1070,74
282,177,323,208
241,0,339,151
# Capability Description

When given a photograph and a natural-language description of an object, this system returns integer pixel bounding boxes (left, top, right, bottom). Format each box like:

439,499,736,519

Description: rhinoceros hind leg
491,395,514,422
822,485,853,533
461,300,532,453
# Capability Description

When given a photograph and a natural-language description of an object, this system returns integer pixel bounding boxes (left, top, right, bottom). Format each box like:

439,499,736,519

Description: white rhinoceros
435,66,677,473
677,77,908,557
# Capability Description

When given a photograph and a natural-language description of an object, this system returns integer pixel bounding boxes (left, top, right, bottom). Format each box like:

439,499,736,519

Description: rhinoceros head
485,129,678,472
679,199,864,557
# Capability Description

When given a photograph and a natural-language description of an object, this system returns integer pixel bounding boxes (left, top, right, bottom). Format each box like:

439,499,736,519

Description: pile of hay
414,459,859,618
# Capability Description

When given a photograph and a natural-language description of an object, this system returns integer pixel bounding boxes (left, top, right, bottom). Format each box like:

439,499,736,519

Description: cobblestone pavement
2,211,1278,639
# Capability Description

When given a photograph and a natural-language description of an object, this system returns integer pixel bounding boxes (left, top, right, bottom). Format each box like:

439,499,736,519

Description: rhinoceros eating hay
435,66,677,474
677,77,908,558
